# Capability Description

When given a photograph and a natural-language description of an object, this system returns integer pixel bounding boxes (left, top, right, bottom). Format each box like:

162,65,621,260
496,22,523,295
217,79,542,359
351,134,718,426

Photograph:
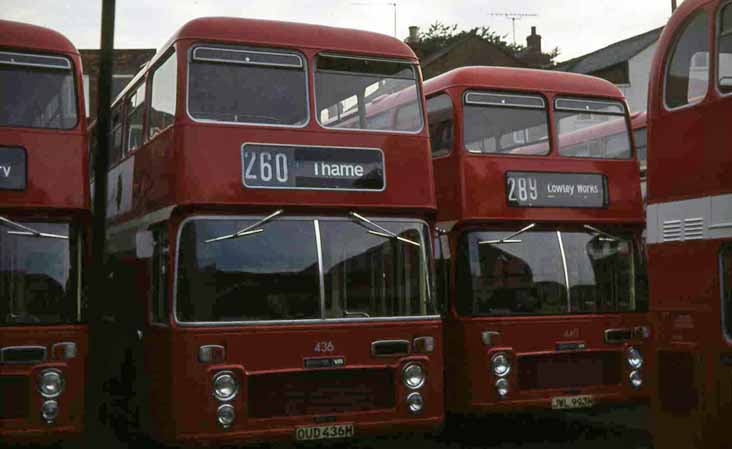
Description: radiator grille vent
663,217,704,242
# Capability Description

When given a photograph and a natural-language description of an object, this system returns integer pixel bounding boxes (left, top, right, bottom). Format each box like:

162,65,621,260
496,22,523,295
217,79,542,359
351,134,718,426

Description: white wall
622,42,657,113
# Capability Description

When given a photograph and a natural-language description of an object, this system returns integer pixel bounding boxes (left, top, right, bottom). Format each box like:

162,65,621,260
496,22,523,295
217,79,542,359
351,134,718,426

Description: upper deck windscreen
0,51,78,129
315,55,423,132
187,45,308,126
555,98,632,159
463,91,550,155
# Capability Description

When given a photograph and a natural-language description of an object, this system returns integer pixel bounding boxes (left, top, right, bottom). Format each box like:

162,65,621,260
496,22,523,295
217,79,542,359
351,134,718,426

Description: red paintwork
99,17,441,446
424,67,648,414
646,1,732,448
0,20,89,443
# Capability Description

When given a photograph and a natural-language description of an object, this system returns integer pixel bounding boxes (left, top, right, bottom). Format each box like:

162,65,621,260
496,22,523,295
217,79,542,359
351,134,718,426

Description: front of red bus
124,18,442,445
0,20,89,443
427,68,649,416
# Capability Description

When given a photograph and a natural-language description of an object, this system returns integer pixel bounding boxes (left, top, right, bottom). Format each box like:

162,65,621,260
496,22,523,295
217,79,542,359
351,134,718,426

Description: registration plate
551,394,594,410
295,423,354,441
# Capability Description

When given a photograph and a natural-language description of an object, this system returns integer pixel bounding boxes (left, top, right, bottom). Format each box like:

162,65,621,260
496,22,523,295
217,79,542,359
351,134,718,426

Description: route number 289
507,176,539,202
314,341,335,353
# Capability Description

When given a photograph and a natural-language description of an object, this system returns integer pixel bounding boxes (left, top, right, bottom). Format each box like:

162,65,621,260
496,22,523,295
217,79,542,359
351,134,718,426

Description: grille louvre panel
248,368,395,418
663,217,705,242
518,352,622,390
0,376,29,419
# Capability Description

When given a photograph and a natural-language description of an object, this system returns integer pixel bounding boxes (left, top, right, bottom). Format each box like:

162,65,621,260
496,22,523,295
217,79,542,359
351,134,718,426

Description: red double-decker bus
424,67,649,416
92,17,441,445
645,1,732,447
0,20,89,443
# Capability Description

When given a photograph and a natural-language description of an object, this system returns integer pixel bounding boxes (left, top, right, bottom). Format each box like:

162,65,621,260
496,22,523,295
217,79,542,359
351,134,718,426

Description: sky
1,0,677,61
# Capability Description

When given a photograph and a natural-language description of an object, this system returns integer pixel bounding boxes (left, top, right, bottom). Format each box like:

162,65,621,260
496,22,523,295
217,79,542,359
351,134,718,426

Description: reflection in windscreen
176,220,320,322
563,231,639,313
462,92,549,155
320,221,432,318
457,231,566,315
0,58,77,129
555,98,631,159
457,228,646,316
0,222,78,325
315,55,423,132
188,46,308,126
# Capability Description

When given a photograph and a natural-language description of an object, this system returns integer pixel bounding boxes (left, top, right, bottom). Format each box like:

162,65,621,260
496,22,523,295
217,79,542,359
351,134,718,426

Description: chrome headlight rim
406,391,424,414
495,377,510,398
402,362,426,390
629,369,643,389
216,403,236,428
37,369,64,399
491,352,511,377
41,399,59,423
626,346,643,369
212,370,239,402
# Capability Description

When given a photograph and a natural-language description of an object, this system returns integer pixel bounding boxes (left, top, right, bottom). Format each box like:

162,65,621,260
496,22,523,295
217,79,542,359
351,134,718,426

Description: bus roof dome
169,16,417,60
424,66,624,99
0,19,79,55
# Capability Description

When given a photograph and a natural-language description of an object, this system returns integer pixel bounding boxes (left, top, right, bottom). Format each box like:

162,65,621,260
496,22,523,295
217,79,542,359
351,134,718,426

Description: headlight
402,363,426,390
41,400,59,423
38,369,64,398
495,378,510,398
406,392,424,413
217,404,235,428
491,353,511,377
629,370,642,389
212,371,239,402
626,347,643,369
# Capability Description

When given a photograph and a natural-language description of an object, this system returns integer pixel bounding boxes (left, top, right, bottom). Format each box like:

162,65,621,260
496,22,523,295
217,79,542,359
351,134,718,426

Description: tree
416,22,560,66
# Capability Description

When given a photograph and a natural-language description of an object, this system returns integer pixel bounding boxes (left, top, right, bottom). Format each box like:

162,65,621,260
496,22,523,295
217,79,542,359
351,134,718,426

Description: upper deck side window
634,126,648,171
315,54,423,133
718,3,732,94
124,82,146,154
555,97,632,159
462,91,549,155
0,51,78,130
426,93,454,157
187,45,308,127
148,50,177,140
665,10,710,109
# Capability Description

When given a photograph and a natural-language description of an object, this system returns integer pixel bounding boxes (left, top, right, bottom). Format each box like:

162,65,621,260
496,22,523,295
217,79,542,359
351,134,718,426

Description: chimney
526,26,542,55
407,26,420,45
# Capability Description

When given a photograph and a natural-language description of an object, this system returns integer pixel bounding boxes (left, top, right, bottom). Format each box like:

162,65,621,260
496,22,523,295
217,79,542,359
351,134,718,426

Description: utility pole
488,12,539,45
87,0,114,440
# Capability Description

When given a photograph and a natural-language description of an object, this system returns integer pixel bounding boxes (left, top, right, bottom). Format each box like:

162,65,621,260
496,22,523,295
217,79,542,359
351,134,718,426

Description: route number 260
314,341,335,352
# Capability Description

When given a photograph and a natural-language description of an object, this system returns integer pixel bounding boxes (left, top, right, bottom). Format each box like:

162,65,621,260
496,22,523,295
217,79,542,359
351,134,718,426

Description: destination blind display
506,171,607,208
242,144,384,191
0,147,26,191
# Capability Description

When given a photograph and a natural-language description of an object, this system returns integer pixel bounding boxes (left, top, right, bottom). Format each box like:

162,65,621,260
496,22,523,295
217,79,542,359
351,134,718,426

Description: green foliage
416,22,560,64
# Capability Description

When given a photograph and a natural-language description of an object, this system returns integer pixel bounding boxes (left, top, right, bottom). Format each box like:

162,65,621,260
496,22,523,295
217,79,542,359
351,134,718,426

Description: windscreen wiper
204,209,283,244
0,215,68,240
348,211,421,247
478,223,536,245
583,224,622,242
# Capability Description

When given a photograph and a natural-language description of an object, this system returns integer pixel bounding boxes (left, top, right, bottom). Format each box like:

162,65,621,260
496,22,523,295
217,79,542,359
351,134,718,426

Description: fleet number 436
314,341,335,352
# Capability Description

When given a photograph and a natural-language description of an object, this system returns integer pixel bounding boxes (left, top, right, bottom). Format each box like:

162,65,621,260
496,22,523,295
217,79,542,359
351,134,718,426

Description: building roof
424,66,624,99
557,27,663,74
0,19,78,55
421,34,524,67
168,17,417,61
